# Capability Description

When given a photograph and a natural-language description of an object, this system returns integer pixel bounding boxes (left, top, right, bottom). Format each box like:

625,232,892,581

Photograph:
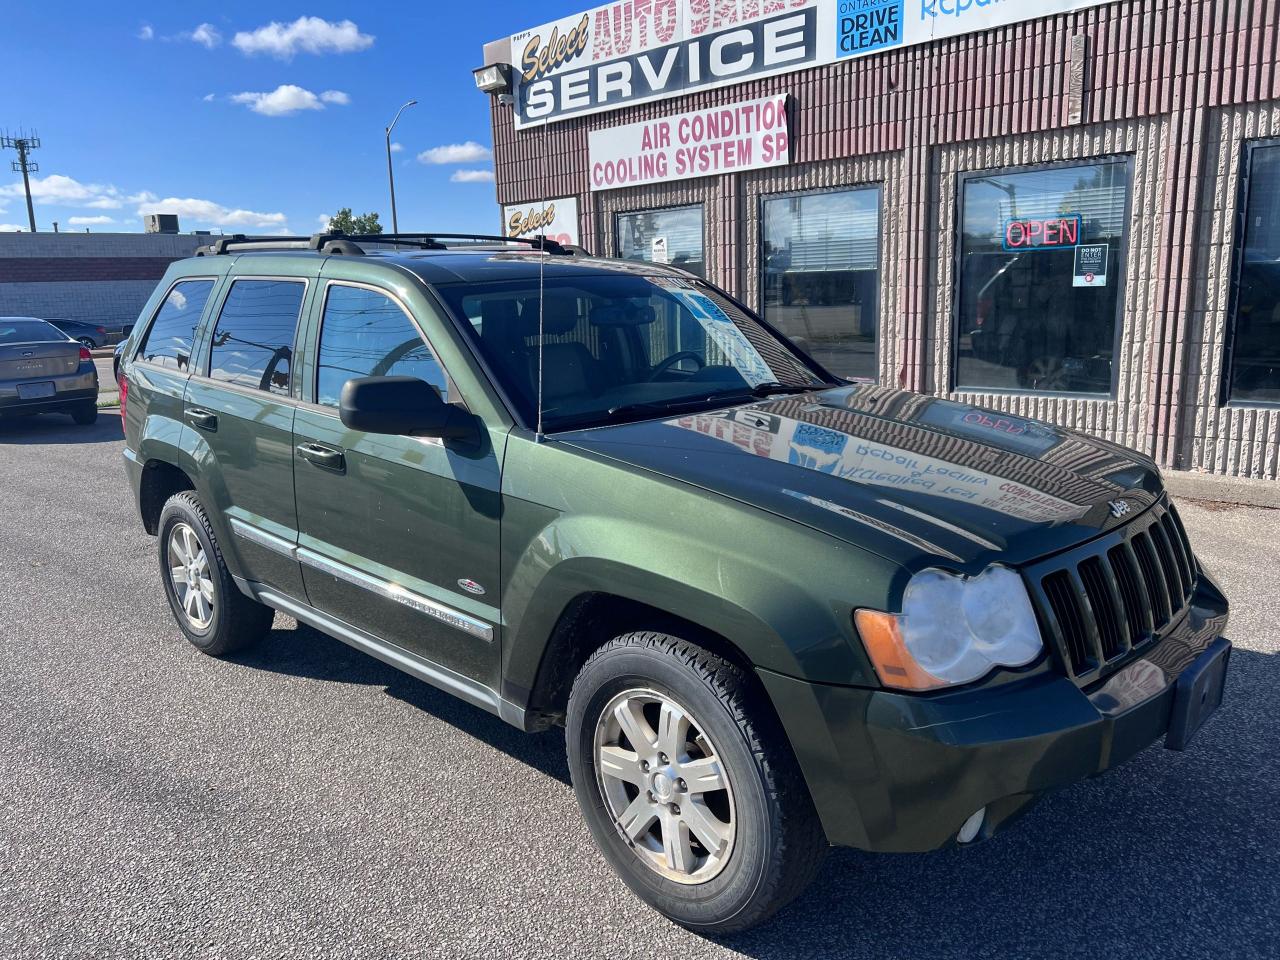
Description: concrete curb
1164,469,1280,509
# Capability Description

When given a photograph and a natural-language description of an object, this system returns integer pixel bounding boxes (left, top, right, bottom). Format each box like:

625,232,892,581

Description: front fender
499,483,898,704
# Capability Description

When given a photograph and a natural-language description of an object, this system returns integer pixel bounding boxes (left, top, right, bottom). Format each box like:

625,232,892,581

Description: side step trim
251,585,524,726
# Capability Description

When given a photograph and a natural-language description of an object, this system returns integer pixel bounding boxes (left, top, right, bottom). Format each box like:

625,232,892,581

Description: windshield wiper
746,381,830,397
603,382,828,422
606,391,752,419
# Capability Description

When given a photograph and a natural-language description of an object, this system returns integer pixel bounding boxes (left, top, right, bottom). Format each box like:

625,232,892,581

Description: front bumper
760,575,1230,853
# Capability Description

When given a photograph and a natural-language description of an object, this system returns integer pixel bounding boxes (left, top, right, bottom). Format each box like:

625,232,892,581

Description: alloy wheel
167,522,214,630
593,687,736,884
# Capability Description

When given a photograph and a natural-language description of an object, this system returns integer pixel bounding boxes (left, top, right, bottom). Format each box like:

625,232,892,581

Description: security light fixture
473,63,512,96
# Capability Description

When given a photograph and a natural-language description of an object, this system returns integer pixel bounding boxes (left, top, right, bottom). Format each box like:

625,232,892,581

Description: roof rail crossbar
195,232,591,258
414,233,573,255
195,234,315,256
333,232,576,255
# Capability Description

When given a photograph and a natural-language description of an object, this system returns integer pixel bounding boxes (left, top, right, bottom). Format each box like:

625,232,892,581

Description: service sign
588,94,789,190
501,196,580,246
507,0,1111,129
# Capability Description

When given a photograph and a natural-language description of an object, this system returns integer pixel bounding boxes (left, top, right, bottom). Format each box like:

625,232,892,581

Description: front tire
157,491,274,657
566,632,826,934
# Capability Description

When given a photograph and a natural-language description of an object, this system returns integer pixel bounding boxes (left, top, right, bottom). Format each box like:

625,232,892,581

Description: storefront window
762,187,880,381
954,159,1129,395
1228,142,1280,403
617,206,705,277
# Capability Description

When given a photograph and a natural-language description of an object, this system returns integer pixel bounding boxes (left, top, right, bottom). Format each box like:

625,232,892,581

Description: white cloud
137,196,287,229
389,142,403,153
450,169,495,184
319,90,350,105
418,141,491,165
231,84,334,117
0,223,26,232
202,93,216,103
317,214,333,227
232,17,373,59
0,173,111,205
138,24,154,40
188,23,222,48
0,172,286,232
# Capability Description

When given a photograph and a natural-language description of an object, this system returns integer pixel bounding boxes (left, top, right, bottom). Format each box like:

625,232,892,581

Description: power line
1,129,41,233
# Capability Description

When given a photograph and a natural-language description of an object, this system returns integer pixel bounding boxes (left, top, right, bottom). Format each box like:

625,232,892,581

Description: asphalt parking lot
2,414,1277,960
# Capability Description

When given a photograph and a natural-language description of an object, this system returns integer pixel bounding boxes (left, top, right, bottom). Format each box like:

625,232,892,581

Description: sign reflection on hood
673,408,1089,525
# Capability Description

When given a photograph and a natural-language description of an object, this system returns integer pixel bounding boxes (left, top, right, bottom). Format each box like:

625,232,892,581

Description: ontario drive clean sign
507,0,1112,129
589,95,789,190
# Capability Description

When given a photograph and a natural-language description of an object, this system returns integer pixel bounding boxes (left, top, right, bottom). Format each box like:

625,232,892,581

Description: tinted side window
1228,142,1280,403
315,285,447,407
207,279,304,395
138,279,215,371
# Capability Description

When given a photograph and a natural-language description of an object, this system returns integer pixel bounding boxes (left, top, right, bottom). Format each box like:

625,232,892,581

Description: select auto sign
508,0,1110,129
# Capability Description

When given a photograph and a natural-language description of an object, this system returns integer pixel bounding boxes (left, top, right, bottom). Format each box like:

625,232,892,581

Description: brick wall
0,232,207,328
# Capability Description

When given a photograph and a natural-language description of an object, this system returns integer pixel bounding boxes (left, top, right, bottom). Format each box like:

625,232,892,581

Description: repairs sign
589,94,789,190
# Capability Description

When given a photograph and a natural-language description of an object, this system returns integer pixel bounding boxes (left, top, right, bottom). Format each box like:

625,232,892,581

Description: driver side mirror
339,376,472,439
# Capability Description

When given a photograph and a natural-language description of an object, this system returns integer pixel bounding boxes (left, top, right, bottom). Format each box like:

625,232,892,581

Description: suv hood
556,385,1165,569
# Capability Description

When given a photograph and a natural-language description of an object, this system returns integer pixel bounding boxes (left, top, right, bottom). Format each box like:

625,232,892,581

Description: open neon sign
1002,215,1082,251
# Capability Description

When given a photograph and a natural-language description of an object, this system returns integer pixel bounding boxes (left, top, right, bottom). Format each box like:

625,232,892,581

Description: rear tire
76,337,96,349
566,631,827,934
71,404,97,425
157,491,274,657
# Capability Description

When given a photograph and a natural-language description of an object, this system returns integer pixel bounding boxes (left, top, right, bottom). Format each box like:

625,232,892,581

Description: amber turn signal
853,609,948,692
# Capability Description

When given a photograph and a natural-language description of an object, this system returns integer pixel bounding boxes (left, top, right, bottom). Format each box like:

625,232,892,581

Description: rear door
291,276,503,687
125,278,219,444
183,268,312,598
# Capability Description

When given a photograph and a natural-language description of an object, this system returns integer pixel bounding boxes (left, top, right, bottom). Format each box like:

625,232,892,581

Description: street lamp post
385,99,418,236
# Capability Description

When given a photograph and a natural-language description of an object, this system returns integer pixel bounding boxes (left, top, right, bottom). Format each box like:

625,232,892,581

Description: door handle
296,442,345,472
185,407,218,431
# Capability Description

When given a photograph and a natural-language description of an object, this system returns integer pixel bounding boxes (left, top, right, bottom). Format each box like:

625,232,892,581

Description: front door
184,275,309,598
292,279,503,687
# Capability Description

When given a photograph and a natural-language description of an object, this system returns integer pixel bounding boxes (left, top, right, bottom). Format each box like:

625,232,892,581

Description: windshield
437,274,828,431
0,319,64,344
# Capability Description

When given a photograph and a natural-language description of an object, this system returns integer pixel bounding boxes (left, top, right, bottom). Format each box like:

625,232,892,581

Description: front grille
1030,500,1197,682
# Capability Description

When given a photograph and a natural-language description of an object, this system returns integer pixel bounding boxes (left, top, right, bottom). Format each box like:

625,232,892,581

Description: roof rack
195,232,587,258
195,234,313,256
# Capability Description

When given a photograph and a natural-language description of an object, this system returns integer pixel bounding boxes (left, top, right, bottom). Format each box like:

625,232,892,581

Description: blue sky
0,1,585,235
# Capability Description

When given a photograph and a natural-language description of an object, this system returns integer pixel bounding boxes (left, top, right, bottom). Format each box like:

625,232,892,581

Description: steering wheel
647,351,705,381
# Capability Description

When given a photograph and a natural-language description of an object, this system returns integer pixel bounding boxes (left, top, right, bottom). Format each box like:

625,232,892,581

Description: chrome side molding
229,518,494,643
297,547,494,643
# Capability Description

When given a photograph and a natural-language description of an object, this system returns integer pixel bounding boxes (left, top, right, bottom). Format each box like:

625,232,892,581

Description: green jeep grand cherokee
118,233,1230,933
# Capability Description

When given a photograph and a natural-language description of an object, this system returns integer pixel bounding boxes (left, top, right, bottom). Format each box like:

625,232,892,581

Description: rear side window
314,284,447,407
138,280,214,371
207,279,304,395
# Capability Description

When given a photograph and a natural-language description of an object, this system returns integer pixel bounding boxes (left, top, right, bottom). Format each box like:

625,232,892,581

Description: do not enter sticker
1073,244,1109,287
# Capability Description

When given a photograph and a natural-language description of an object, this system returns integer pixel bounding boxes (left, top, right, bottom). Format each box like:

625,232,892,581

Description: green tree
327,208,383,235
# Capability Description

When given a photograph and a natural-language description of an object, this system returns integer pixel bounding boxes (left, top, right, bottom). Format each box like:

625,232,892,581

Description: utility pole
1,131,41,232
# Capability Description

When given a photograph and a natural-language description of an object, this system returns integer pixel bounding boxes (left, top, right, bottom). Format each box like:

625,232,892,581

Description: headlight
855,565,1043,691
